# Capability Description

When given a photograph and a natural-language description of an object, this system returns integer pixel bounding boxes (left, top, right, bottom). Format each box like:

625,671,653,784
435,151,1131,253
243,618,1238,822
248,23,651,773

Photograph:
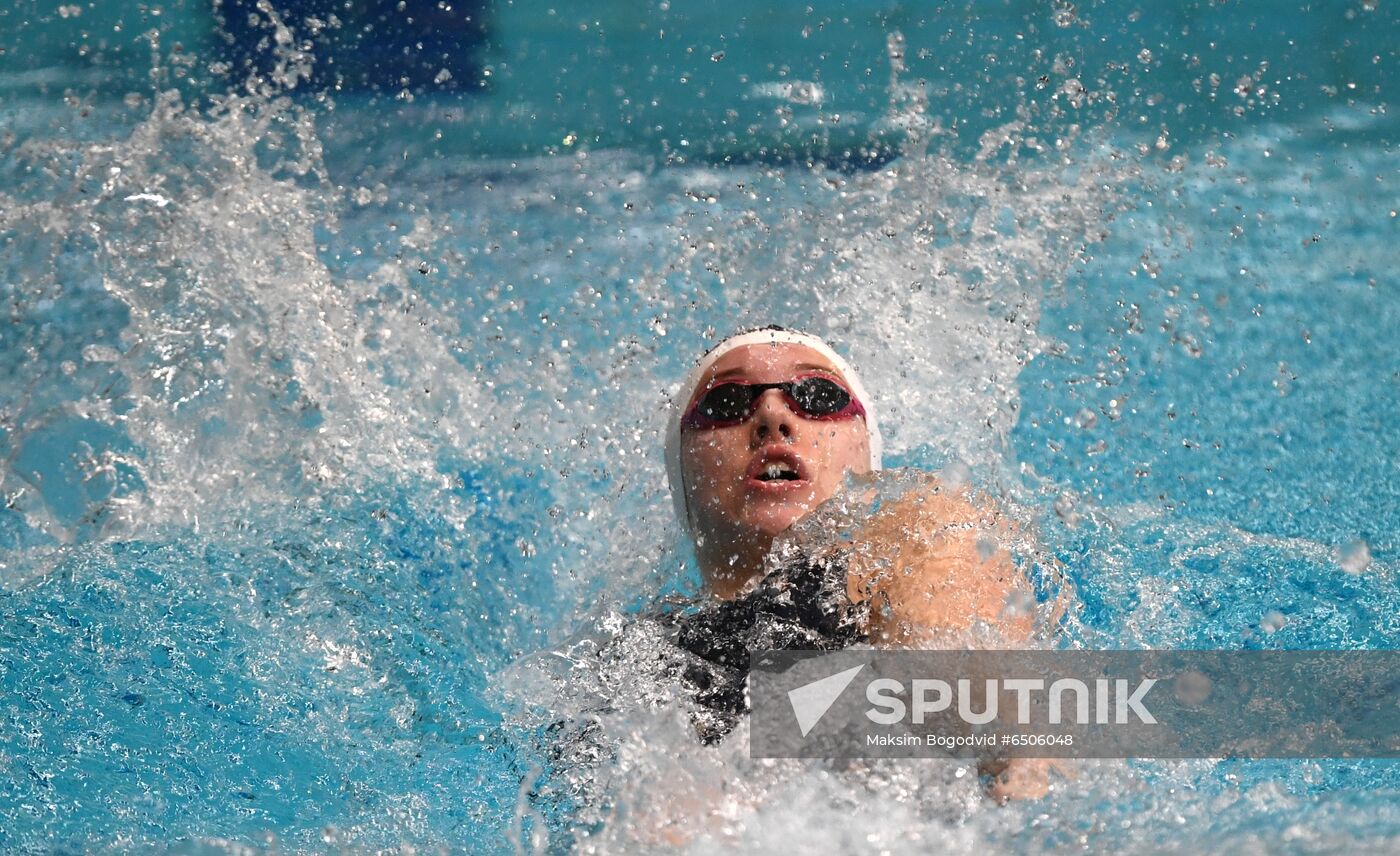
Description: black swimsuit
660,549,870,743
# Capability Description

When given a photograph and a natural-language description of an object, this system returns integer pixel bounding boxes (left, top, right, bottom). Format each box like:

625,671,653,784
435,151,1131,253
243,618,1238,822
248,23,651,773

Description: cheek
815,423,870,479
682,432,747,498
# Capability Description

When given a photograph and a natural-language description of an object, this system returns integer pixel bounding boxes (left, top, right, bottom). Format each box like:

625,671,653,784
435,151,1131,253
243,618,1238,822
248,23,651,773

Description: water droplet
82,344,121,363
1336,540,1372,575
1003,589,1035,616
1059,78,1086,108
943,461,972,488
1173,670,1213,706
1054,493,1080,527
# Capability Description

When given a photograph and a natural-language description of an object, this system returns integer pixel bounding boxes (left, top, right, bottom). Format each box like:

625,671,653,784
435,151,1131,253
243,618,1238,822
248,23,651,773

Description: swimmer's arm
981,757,1076,802
844,477,1035,645
843,476,1074,801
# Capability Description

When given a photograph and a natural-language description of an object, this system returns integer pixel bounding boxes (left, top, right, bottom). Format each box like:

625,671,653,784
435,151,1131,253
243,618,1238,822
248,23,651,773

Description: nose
749,388,797,445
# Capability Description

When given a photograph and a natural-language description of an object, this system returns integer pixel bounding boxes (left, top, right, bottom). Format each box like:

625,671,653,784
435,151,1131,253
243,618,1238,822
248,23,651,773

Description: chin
746,504,809,537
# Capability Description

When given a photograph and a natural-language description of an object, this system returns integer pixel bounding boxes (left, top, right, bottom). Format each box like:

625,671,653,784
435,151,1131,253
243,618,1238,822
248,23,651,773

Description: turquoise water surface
1,1,1397,852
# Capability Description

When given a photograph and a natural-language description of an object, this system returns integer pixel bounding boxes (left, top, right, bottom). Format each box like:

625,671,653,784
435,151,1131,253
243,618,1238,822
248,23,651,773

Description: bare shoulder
845,471,1034,644
857,472,1008,542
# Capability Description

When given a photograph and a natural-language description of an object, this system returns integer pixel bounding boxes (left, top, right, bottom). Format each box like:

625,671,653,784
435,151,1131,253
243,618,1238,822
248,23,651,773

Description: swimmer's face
679,343,873,544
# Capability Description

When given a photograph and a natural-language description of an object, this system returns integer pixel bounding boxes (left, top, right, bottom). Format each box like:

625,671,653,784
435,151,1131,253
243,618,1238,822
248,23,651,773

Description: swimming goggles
680,374,866,429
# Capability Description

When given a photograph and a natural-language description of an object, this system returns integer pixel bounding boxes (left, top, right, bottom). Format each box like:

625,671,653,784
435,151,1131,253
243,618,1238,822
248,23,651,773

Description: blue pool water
1,1,1397,852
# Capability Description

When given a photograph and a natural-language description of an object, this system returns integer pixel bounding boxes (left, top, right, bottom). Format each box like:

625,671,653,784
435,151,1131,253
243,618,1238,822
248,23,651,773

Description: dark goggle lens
695,384,758,422
789,377,851,415
694,377,853,421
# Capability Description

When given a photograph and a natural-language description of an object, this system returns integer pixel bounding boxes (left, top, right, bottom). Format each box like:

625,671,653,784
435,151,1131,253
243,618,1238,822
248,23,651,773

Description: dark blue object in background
213,0,490,94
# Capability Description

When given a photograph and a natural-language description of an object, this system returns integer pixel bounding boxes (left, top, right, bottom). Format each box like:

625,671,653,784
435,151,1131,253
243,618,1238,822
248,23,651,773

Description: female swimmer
662,326,1058,801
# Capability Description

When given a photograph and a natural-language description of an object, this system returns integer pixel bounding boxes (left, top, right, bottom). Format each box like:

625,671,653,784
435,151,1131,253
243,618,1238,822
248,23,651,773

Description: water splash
1,3,1396,851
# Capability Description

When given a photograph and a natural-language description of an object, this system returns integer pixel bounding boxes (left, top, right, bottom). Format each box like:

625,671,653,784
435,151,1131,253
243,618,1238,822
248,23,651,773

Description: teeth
761,461,797,481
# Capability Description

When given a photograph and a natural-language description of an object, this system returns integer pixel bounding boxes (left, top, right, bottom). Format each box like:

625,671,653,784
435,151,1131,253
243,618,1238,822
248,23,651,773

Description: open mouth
746,447,810,491
756,461,802,482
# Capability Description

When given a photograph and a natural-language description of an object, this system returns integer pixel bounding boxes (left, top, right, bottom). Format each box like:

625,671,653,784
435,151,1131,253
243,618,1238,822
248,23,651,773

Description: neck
696,528,773,600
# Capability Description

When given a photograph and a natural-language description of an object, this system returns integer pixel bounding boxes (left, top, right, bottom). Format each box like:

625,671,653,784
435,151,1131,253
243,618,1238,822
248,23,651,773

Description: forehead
697,343,844,387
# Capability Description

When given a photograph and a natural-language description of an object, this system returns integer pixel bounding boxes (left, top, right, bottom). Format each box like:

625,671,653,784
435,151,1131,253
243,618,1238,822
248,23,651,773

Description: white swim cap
663,326,884,534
